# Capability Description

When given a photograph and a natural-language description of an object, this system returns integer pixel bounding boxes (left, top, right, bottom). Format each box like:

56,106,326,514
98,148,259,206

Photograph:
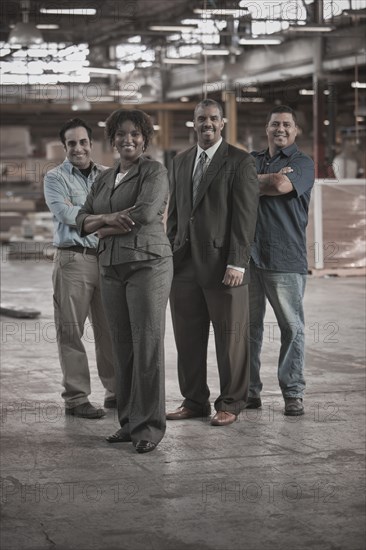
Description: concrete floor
1,252,365,550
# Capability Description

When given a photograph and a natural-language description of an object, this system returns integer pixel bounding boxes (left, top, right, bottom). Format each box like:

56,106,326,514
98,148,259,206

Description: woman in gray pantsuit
76,109,173,453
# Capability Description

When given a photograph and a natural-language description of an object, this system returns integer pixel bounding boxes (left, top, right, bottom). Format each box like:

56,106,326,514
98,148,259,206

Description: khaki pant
52,249,115,407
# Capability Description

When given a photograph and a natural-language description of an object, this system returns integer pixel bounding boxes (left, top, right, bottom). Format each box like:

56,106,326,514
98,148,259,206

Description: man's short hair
59,118,92,145
266,105,297,125
194,99,224,119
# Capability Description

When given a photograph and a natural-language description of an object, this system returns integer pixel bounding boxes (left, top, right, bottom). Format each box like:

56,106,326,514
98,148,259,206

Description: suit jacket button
190,217,194,222
185,238,189,242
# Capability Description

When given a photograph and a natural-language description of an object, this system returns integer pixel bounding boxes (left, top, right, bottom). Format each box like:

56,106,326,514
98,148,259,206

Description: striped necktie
192,151,207,204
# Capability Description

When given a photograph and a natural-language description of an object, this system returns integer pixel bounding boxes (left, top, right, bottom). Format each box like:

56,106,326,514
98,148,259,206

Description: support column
157,110,172,152
312,0,327,178
223,91,237,146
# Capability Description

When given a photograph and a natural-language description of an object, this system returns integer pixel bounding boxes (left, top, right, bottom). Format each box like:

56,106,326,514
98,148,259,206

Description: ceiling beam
167,29,366,99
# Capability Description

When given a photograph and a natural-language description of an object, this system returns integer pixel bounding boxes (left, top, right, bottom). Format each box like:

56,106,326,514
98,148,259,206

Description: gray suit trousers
100,257,173,445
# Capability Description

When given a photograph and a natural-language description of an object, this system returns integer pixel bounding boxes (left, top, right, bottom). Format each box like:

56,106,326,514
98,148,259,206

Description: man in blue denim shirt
44,118,116,418
248,105,315,416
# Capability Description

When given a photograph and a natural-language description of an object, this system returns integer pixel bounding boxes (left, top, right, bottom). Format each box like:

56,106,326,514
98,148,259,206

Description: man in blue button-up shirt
44,118,115,418
248,105,315,417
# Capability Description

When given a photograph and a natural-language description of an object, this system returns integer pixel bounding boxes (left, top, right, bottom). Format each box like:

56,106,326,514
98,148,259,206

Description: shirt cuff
227,265,245,274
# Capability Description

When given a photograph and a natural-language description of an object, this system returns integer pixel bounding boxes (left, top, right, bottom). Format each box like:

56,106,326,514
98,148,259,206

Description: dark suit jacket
167,140,259,287
76,156,172,266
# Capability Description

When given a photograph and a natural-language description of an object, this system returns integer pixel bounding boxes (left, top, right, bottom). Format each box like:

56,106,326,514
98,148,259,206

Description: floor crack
40,523,56,547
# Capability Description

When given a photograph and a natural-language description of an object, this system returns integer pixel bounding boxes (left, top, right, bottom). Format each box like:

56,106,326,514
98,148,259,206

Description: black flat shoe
135,440,156,454
103,398,117,409
245,397,262,409
106,429,132,443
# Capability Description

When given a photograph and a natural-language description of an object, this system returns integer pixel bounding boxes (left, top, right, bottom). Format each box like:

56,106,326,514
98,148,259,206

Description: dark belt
58,246,97,256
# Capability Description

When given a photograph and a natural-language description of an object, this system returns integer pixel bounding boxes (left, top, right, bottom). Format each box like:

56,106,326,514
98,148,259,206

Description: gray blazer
76,156,172,266
167,140,259,287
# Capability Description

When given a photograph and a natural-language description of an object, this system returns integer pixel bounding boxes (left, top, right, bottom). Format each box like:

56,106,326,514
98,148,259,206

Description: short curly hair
105,109,154,149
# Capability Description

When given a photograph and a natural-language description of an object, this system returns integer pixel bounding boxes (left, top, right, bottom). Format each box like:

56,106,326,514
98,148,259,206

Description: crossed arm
82,207,136,238
224,166,294,284
258,166,294,196
79,163,169,239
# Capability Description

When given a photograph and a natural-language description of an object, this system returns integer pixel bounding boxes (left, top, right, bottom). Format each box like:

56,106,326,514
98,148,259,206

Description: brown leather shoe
166,406,209,420
210,411,237,426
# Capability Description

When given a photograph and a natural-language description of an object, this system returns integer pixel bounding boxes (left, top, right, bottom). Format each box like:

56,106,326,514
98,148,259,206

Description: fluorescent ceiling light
239,37,283,45
9,23,60,30
352,81,366,89
88,67,121,75
1,73,90,84
109,90,142,98
288,24,334,32
343,9,366,17
71,100,91,111
236,97,265,103
181,19,204,25
202,49,230,56
128,36,141,43
36,25,59,30
194,8,247,16
40,8,96,15
150,25,197,32
163,57,199,64
96,97,115,102
299,89,331,95
241,86,258,93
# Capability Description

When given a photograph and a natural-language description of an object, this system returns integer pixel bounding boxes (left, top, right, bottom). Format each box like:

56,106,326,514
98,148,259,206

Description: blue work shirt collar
258,143,299,159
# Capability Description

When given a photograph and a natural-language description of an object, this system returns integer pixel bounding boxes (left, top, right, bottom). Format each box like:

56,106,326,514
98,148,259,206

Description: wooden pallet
0,304,41,318
309,267,366,277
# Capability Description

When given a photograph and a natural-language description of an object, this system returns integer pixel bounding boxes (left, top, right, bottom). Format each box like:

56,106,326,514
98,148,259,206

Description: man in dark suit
166,99,259,426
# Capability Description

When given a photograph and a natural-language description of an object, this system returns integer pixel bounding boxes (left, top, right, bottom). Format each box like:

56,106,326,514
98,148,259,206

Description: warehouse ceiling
1,0,203,48
0,0,365,130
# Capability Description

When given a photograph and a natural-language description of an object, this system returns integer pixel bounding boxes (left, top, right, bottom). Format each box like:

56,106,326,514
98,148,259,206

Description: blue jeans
249,263,307,398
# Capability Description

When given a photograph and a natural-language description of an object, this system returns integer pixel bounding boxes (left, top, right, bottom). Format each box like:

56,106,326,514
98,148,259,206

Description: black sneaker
65,402,105,419
103,397,117,409
284,397,304,416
